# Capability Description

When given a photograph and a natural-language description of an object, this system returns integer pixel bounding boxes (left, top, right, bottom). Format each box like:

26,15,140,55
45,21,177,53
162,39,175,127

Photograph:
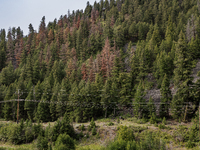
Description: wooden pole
17,89,20,124
199,101,200,142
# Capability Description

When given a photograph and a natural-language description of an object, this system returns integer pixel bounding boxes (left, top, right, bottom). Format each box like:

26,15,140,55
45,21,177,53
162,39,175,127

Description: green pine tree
160,74,172,118
133,81,146,119
35,80,51,122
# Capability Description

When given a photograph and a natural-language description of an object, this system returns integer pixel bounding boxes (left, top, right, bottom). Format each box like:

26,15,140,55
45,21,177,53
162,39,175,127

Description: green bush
36,135,48,150
96,132,100,139
90,118,96,128
92,127,96,135
117,117,120,124
87,125,91,131
0,124,8,142
149,113,157,124
25,127,34,143
54,133,75,150
79,131,84,138
81,124,85,131
86,132,89,138
186,140,196,149
139,131,166,150
108,122,114,126
162,117,166,125
8,122,25,144
158,123,166,129
0,121,43,145
103,131,166,150
173,125,188,143
106,139,127,150
117,126,135,141
52,114,75,142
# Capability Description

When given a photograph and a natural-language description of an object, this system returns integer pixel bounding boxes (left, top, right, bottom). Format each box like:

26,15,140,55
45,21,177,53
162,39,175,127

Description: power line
0,99,196,107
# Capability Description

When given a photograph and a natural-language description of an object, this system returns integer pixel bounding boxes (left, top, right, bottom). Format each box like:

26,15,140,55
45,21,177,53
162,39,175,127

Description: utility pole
17,89,20,124
199,101,200,142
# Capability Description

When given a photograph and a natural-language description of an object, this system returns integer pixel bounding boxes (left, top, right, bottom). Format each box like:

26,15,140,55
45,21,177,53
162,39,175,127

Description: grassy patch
0,141,36,150
96,118,111,123
76,143,103,150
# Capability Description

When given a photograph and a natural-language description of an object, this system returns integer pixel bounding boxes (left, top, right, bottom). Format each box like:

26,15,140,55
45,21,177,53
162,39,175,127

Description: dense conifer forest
0,0,200,149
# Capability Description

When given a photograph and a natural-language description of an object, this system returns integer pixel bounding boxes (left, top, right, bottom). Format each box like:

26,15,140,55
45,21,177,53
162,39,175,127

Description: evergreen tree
160,74,172,118
3,84,16,121
35,80,51,122
54,133,75,150
101,78,112,118
56,78,70,118
0,29,7,71
174,31,192,87
118,73,132,107
92,73,104,118
24,87,35,121
50,81,60,121
74,80,86,122
68,81,79,122
0,61,15,86
171,78,193,121
147,96,156,118
32,60,40,85
133,82,146,119
114,25,125,48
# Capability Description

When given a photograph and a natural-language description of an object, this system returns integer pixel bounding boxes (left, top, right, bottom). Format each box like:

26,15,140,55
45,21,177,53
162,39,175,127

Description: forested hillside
0,0,200,125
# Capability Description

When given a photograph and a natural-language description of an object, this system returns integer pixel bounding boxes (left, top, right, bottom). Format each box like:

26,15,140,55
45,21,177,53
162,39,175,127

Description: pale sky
0,0,97,36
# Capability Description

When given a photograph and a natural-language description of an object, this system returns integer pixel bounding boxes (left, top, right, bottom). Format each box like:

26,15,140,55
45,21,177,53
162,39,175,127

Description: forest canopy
0,0,200,124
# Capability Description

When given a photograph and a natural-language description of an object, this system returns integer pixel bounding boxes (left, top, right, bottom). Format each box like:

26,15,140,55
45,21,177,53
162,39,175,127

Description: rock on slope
144,59,200,112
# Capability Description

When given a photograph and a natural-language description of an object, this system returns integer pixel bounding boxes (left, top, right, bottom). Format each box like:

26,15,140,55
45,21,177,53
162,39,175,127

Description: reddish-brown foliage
81,63,87,81
48,29,54,44
89,68,95,82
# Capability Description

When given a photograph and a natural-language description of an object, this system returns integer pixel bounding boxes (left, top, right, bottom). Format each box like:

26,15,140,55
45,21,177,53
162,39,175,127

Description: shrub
52,114,75,142
158,123,166,129
186,140,196,149
8,123,25,144
162,117,166,125
117,126,135,141
86,132,89,138
139,131,166,150
149,113,157,124
173,125,188,143
0,124,8,142
79,131,84,138
106,139,127,150
92,127,96,136
87,125,91,131
81,124,85,131
108,122,114,126
54,133,75,150
25,127,34,143
36,135,48,150
90,118,96,128
96,132,100,139
117,117,120,124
